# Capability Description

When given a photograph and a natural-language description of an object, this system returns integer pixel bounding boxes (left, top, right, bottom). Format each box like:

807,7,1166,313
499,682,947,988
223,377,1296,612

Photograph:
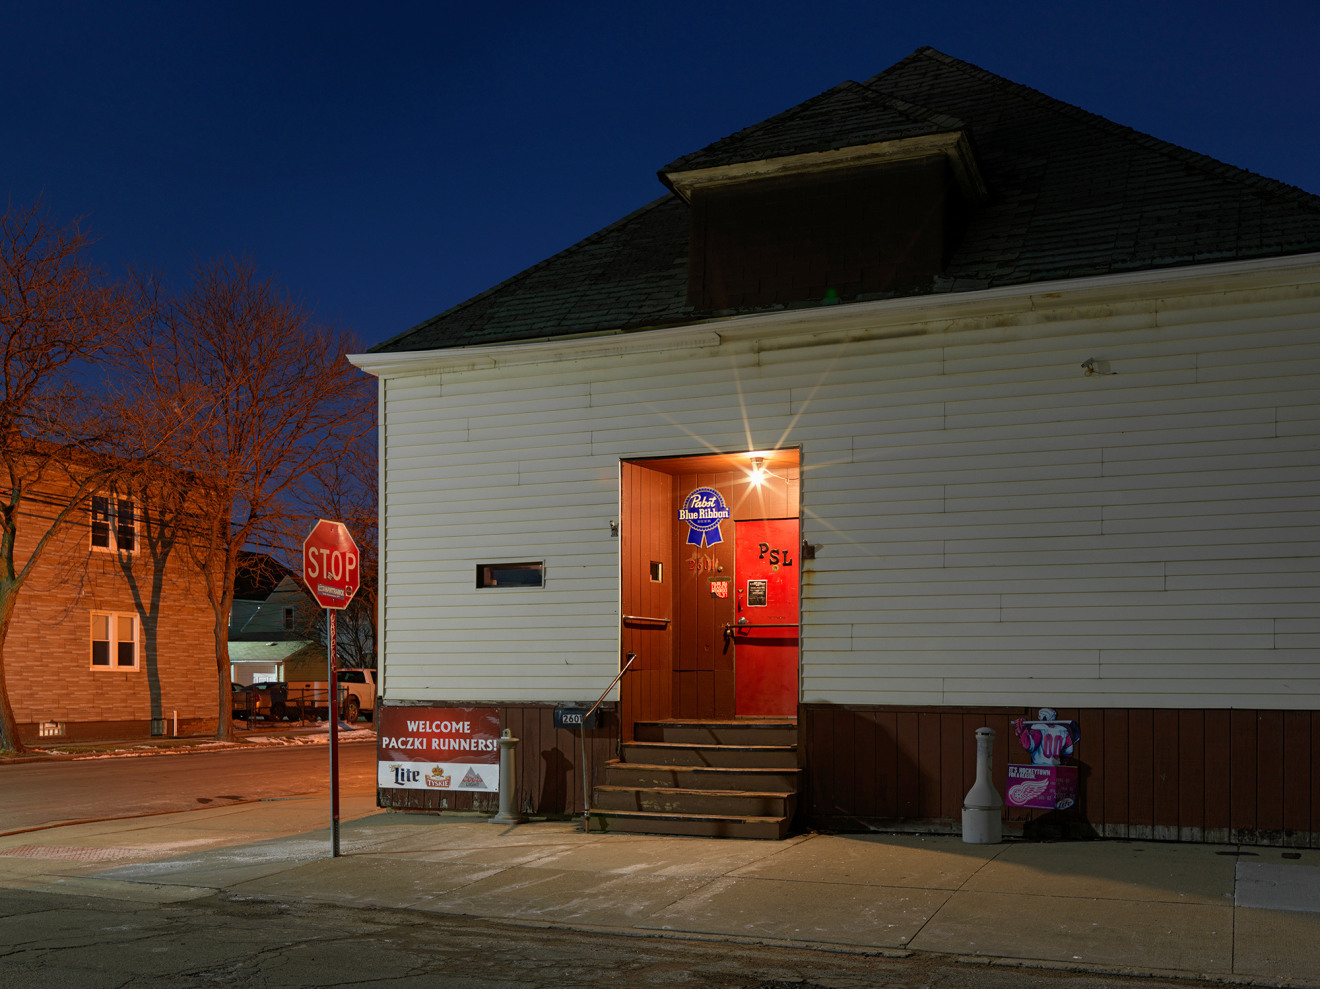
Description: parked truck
285,669,377,722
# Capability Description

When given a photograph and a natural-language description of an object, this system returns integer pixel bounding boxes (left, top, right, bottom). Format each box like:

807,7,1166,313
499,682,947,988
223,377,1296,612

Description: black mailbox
554,706,598,730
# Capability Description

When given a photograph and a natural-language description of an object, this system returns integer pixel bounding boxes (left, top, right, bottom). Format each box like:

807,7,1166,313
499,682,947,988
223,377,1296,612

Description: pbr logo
678,487,731,546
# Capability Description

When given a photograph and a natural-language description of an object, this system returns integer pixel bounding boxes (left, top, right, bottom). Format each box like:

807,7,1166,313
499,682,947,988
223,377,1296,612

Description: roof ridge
660,78,969,183
370,195,681,353
868,47,1320,209
659,80,864,178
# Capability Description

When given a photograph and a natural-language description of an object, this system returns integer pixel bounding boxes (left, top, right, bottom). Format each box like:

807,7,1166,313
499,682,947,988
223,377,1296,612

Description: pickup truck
285,669,377,722
232,682,290,722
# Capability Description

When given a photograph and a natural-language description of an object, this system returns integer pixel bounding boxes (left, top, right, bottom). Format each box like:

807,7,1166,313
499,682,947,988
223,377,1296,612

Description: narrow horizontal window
476,562,544,588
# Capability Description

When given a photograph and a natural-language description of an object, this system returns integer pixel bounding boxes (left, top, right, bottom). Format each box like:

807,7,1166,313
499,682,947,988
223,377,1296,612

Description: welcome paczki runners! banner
377,707,500,793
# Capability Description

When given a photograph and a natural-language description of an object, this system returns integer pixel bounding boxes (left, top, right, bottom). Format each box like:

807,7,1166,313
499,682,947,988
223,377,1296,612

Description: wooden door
673,474,737,718
619,462,673,738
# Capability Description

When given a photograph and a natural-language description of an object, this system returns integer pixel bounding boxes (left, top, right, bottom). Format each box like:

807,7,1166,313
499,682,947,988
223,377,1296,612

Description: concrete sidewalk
2,796,1318,987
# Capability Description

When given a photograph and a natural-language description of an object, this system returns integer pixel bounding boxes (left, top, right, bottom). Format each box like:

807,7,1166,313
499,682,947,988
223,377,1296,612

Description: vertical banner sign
679,486,730,546
378,707,501,793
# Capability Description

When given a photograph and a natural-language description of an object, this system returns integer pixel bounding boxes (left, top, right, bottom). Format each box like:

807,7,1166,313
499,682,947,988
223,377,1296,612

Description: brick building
6,469,218,744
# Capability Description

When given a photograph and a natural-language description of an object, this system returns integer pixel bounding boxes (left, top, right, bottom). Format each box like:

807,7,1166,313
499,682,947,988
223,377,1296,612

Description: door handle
723,621,799,640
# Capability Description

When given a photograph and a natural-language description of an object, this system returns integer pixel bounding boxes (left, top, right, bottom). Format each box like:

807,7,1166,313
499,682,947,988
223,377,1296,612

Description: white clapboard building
352,48,1320,844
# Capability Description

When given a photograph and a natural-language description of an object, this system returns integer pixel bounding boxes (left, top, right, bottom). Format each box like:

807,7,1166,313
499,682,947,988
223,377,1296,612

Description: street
0,736,377,833
0,886,1223,989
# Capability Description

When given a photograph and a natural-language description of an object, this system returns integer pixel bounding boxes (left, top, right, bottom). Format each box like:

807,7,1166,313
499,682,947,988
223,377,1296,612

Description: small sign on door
710,579,730,599
746,579,768,607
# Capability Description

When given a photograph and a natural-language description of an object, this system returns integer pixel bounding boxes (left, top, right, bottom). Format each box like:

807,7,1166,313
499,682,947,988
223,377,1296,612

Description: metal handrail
580,652,636,829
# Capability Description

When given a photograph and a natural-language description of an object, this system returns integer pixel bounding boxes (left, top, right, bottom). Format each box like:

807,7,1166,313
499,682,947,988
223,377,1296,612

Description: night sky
6,2,1317,351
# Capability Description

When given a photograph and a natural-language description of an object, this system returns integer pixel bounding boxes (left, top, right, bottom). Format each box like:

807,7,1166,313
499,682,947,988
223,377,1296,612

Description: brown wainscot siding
800,705,1320,848
376,703,620,818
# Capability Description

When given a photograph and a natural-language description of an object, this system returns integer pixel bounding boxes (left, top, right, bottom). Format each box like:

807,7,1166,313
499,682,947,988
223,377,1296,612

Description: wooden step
634,720,798,747
593,784,796,818
619,740,797,769
603,761,801,793
591,720,802,840
587,808,791,840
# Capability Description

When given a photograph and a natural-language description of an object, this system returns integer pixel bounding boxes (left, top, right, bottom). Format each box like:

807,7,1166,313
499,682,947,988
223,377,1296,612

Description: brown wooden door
673,474,737,718
619,462,673,738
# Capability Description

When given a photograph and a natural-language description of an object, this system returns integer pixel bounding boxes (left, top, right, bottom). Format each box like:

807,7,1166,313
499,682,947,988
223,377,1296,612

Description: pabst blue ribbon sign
679,486,731,546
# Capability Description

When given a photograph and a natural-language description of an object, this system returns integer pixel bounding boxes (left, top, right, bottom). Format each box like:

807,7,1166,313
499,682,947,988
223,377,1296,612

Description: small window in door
649,561,663,582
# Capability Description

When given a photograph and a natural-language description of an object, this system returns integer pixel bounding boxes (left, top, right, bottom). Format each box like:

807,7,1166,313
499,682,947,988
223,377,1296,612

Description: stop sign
302,519,360,610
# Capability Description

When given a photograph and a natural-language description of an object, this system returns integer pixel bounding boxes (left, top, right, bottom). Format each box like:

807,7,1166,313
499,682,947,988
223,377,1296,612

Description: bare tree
128,257,372,741
294,430,378,668
0,201,138,753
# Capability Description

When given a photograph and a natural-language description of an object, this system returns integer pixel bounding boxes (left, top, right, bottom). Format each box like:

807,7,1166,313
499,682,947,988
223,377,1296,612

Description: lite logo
389,765,420,785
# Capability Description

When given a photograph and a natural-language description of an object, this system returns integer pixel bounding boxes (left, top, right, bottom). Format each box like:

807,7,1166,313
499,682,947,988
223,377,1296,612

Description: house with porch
351,48,1320,843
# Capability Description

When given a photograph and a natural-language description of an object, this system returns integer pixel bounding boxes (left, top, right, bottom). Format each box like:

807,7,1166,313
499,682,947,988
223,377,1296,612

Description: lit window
91,613,138,670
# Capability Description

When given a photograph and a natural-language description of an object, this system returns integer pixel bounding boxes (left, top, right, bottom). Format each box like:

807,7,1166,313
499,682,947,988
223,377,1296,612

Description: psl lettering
757,542,795,567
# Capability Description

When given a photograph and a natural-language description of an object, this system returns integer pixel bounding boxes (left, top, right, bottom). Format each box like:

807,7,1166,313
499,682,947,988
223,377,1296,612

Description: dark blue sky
6,2,1317,350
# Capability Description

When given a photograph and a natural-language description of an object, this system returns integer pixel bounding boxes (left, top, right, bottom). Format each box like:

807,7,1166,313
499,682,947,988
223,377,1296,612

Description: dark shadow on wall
116,485,188,734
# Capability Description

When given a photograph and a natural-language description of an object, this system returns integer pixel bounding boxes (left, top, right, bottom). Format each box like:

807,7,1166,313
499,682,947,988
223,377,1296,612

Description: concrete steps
588,719,799,840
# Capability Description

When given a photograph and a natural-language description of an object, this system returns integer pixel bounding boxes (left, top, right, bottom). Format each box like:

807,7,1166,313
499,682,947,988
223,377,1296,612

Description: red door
733,518,800,716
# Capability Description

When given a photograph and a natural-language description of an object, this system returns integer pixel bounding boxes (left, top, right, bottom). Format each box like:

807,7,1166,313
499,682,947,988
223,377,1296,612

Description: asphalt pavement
2,732,1318,987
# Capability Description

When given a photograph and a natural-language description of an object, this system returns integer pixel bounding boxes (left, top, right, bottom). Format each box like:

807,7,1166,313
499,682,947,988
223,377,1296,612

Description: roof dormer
660,82,986,312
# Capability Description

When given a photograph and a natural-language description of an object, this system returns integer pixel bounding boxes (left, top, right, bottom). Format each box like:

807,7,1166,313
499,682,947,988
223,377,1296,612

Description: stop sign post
302,519,360,857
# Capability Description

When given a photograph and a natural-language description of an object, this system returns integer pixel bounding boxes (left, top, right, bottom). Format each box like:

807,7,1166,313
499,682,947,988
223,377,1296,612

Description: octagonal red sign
302,519,360,610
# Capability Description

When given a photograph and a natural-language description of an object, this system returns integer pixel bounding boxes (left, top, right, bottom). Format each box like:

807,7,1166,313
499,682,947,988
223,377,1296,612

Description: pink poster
1006,764,1078,810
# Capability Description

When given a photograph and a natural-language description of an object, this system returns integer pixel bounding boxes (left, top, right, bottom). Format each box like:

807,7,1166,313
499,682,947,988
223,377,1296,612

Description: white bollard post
962,727,1003,844
491,729,525,825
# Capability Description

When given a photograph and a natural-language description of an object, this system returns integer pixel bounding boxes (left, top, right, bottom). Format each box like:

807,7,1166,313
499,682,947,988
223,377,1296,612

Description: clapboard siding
374,260,1319,710
799,704,1320,846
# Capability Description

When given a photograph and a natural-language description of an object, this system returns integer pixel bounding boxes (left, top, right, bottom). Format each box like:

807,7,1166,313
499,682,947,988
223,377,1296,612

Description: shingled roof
374,47,1320,355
